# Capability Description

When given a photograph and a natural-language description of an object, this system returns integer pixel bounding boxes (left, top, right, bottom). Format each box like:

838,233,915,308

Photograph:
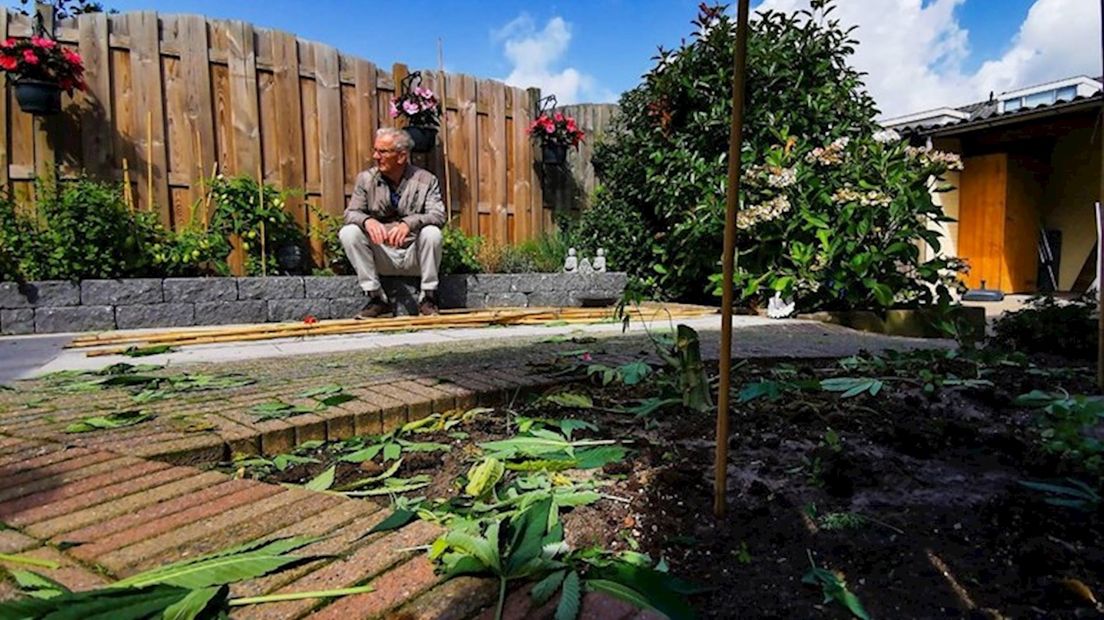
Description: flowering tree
390,85,440,128
528,111,585,148
0,36,86,93
586,0,965,309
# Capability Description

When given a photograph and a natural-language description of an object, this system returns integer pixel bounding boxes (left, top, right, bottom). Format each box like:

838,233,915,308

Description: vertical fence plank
315,43,343,216
108,15,133,209
226,20,260,177
511,86,532,243
526,87,543,237
338,55,358,198
128,11,170,224
457,74,478,234
78,12,112,180
488,80,507,245
353,58,377,173
179,14,215,212
271,31,305,226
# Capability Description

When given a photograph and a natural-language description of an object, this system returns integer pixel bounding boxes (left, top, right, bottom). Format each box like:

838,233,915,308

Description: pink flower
22,49,38,65
581,352,593,362
544,122,555,134
402,100,420,115
388,99,399,118
1,38,14,49
0,55,15,71
62,48,82,66
31,36,55,49
566,119,577,132
554,112,564,123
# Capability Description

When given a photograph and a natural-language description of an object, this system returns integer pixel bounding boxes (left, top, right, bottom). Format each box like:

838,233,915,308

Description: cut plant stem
227,585,375,606
0,553,60,569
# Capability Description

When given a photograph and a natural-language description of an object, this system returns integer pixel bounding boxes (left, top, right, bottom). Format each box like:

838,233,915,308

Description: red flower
554,112,564,122
30,36,56,50
0,56,16,71
62,48,82,66
22,49,38,65
303,315,318,324
0,38,14,49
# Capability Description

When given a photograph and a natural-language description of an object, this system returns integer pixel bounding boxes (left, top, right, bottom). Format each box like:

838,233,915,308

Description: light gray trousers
339,224,442,294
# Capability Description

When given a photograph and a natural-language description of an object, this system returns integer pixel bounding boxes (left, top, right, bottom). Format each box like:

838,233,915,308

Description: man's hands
364,218,386,245
385,222,410,247
364,219,410,247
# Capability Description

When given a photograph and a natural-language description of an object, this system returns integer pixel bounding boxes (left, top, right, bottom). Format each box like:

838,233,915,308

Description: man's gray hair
377,127,415,153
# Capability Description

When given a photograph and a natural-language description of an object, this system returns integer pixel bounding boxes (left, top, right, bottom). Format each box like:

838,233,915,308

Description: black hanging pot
542,143,568,166
405,126,437,153
13,79,61,115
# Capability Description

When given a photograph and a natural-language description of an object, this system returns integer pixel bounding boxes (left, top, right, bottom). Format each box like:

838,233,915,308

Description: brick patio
0,324,948,617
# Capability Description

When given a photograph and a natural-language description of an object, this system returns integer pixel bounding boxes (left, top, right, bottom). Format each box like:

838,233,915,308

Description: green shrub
441,223,482,274
515,230,569,273
590,1,965,308
206,175,303,276
564,187,658,291
309,205,351,275
496,245,537,273
0,176,161,281
992,294,1097,361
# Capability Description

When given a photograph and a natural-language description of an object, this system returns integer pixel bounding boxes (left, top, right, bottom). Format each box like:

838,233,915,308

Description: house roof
881,75,1103,136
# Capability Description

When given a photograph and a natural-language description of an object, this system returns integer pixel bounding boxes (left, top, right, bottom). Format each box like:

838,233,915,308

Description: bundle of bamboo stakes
68,303,717,357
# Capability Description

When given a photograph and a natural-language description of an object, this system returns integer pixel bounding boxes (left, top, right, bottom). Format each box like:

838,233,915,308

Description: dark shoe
355,296,393,319
419,291,439,316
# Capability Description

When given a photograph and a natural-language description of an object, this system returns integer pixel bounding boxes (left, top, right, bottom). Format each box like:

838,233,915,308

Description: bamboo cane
258,164,266,277
438,38,453,217
121,158,134,212
71,304,718,354
146,110,153,213
715,0,751,519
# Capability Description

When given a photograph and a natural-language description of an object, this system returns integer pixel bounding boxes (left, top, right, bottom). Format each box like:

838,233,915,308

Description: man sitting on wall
340,127,445,318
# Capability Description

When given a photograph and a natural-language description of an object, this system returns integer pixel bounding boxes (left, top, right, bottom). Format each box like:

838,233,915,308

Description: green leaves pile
0,537,372,620
433,497,699,620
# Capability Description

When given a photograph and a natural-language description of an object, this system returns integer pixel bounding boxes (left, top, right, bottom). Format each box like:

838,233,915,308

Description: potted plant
528,111,585,165
390,72,440,153
0,35,86,115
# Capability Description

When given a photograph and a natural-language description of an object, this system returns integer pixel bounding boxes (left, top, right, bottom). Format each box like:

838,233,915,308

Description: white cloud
754,0,1100,119
494,14,614,104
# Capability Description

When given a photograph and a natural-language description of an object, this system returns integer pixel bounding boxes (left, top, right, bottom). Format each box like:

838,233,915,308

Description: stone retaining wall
0,273,628,334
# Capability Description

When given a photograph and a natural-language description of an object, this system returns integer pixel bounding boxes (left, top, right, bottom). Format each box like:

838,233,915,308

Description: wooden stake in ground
715,0,751,519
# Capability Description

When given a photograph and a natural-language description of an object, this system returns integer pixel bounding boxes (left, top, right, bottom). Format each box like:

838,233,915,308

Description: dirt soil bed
222,349,1104,619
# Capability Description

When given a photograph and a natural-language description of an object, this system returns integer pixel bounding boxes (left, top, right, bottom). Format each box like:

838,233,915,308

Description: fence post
33,1,57,183
527,87,543,236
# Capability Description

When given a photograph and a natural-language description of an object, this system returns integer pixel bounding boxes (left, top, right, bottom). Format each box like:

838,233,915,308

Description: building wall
1040,126,1100,290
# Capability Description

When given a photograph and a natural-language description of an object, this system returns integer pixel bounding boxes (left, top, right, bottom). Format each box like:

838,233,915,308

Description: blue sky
4,0,1096,116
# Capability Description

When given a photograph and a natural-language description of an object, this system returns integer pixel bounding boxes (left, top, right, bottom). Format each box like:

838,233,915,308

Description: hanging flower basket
405,126,437,154
528,103,584,167
0,36,86,116
390,72,440,154
13,78,61,115
542,143,568,165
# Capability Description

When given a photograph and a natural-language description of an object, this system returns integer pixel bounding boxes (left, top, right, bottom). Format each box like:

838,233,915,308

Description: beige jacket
343,165,446,240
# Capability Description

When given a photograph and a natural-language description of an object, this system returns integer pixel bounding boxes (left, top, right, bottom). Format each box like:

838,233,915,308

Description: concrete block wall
0,273,628,335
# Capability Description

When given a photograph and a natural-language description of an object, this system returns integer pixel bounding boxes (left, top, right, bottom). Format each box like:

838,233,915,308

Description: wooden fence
0,9,553,261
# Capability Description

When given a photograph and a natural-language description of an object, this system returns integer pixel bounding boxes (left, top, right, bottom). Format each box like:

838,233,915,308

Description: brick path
0,323,946,617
